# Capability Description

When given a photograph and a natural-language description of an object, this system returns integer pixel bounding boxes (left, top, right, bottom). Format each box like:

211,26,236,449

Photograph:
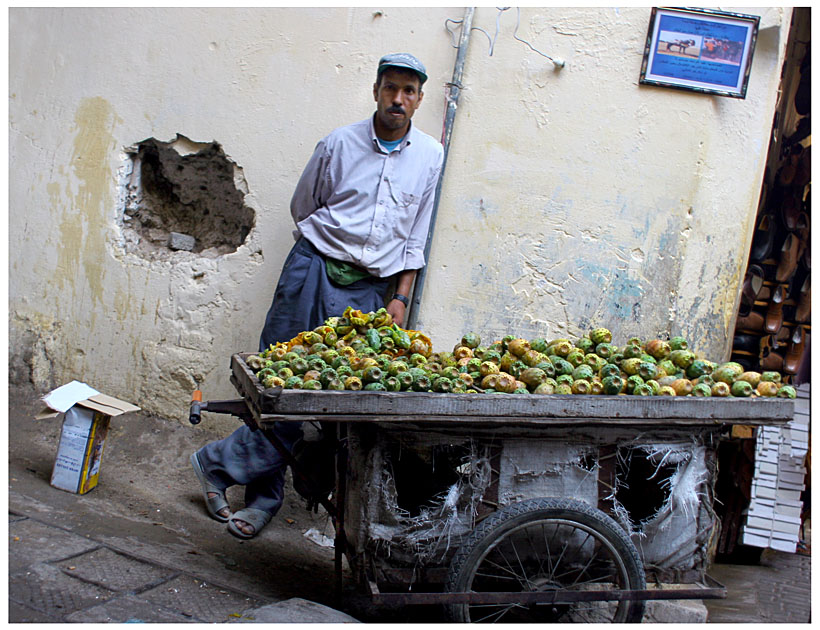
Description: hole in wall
614,447,678,530
120,134,254,259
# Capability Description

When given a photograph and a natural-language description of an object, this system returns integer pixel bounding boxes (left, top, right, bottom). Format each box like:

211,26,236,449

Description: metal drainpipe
406,7,475,331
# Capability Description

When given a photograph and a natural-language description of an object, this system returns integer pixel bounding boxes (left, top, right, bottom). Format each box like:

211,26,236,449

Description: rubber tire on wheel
445,497,645,623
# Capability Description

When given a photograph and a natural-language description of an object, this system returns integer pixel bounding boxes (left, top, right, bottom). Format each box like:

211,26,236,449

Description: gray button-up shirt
291,115,444,278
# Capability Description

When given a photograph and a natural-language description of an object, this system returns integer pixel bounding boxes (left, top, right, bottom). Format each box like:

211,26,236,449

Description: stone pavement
7,382,812,623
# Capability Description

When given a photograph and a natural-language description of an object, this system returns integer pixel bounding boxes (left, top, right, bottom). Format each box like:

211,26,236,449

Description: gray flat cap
378,53,428,85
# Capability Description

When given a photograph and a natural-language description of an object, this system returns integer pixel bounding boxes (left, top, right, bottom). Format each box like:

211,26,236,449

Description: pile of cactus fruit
244,308,796,398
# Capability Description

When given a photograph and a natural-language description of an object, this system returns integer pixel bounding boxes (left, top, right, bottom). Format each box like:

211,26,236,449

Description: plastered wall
9,8,791,429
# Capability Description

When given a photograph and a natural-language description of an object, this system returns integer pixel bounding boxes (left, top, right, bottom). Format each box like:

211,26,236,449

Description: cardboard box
37,381,140,494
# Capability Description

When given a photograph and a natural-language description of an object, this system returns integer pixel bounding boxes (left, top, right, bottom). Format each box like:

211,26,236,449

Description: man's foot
190,452,232,523
208,493,231,520
227,508,273,539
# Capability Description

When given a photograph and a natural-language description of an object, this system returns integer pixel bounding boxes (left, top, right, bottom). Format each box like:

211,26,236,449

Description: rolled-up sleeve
290,141,330,224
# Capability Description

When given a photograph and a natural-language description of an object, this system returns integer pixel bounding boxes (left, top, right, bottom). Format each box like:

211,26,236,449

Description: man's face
373,68,424,134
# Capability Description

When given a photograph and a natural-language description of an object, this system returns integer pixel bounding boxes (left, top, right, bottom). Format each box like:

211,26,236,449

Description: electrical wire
444,7,565,68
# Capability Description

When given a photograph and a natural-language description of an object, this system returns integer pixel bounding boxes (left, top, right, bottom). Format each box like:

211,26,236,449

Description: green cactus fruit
520,367,548,388
669,336,689,351
290,357,309,374
364,382,386,391
626,374,645,393
535,361,556,378
737,371,762,388
530,337,549,353
533,382,555,395
730,380,753,397
760,371,782,383
556,374,574,387
595,342,616,358
554,383,573,395
691,383,712,397
658,359,677,378
632,383,653,396
262,375,285,389
669,349,696,369
590,378,605,395
461,332,481,349
602,375,625,395
327,378,345,391
572,364,595,381
571,379,592,395
622,344,643,359
695,374,715,388
550,340,574,357
685,359,713,380
319,368,338,387
412,375,432,392
599,363,621,379
777,385,797,399
590,328,612,345
585,353,607,372
638,362,659,381
284,376,303,389
302,379,323,391
565,349,585,368
551,358,574,376
711,382,731,397
713,362,744,384
344,376,363,391
621,358,642,376
645,379,660,395
575,338,595,353
645,339,671,360
658,386,676,396
522,349,544,368
756,381,778,397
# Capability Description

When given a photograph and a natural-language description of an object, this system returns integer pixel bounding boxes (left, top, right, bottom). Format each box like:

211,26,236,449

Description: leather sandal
190,452,231,523
784,325,805,374
765,284,785,334
760,346,784,371
227,508,273,540
776,233,801,282
795,274,810,323
739,264,765,317
750,214,777,263
736,310,765,332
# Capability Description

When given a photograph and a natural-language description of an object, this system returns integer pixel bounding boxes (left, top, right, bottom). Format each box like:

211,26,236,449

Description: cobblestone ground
705,548,811,623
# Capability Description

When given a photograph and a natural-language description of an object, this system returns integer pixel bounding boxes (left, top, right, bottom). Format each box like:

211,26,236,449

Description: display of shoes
731,38,809,377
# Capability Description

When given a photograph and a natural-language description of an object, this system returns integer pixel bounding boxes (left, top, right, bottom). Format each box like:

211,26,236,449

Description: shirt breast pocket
399,191,419,210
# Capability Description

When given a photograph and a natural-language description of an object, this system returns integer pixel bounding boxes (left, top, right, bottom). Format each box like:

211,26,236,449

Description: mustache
387,106,406,115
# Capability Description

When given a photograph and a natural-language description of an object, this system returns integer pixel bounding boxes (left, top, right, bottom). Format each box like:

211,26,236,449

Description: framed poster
639,7,760,98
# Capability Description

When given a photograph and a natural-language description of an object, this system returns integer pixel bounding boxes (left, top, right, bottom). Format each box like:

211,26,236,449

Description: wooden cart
189,353,794,623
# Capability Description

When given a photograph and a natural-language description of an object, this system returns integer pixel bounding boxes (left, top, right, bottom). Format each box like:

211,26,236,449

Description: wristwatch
391,293,410,306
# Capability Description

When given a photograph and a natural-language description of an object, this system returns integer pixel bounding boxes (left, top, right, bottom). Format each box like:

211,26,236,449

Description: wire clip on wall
445,7,565,69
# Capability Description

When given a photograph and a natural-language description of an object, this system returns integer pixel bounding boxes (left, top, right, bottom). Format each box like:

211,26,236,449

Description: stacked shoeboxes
741,384,809,552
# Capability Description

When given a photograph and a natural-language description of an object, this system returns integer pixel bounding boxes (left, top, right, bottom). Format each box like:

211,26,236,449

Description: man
191,53,444,539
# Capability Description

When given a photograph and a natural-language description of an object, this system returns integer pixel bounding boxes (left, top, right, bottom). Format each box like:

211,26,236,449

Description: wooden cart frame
189,354,794,622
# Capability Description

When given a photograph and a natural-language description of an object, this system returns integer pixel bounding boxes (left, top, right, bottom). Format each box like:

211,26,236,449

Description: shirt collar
369,113,414,154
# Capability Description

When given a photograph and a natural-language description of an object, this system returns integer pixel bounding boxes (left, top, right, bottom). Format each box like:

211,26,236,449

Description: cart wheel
445,497,645,623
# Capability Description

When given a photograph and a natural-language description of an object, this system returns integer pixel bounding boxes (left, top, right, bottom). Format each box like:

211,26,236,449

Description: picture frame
639,7,760,99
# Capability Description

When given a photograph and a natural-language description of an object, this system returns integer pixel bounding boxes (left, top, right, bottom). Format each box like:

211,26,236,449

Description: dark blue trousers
197,237,390,517
259,237,390,350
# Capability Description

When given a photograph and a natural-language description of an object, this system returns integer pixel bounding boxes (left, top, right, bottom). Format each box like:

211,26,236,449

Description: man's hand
387,299,407,327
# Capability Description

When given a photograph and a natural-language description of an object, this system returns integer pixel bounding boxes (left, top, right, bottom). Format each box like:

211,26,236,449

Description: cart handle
189,390,204,425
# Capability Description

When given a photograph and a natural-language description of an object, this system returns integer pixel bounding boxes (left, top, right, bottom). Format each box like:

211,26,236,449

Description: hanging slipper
190,452,231,523
227,508,272,540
